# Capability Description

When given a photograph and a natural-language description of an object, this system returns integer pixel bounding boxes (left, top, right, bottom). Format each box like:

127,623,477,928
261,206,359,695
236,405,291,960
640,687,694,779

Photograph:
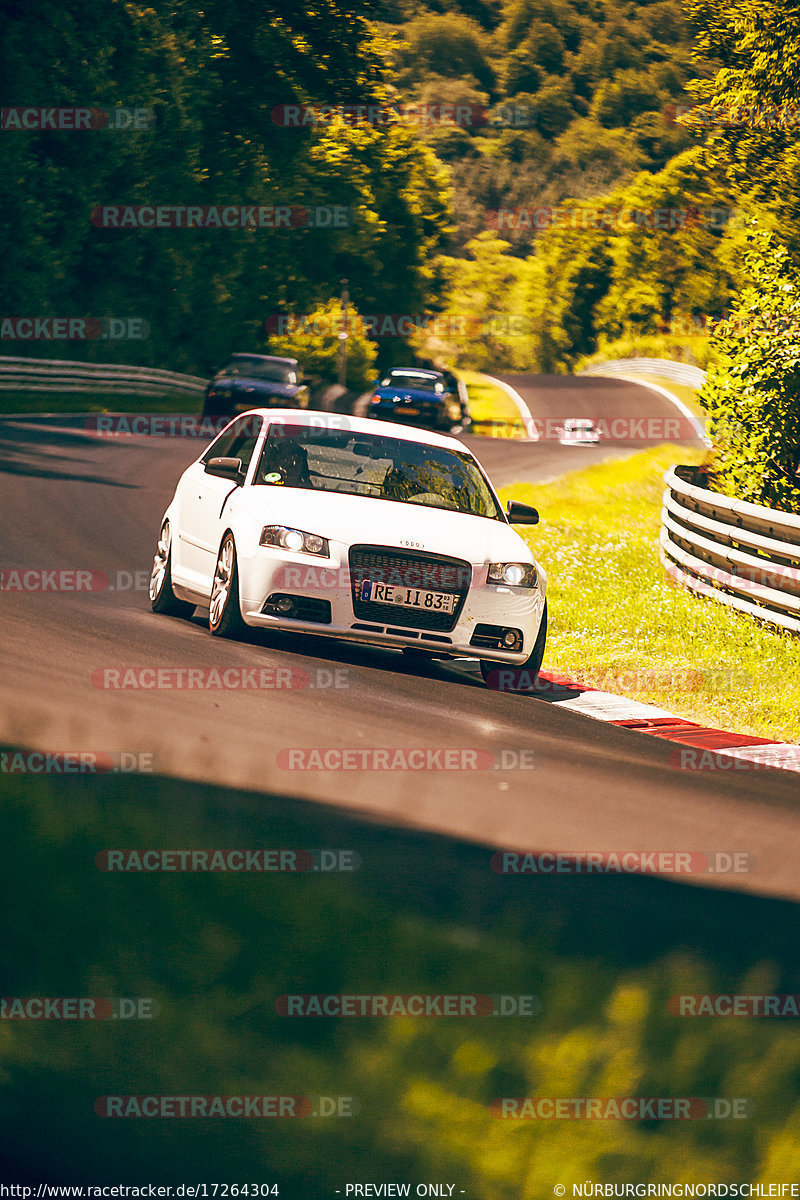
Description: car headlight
487,562,538,587
260,526,329,556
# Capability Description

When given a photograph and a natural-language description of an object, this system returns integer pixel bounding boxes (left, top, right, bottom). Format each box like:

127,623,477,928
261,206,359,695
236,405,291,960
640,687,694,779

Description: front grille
349,545,472,632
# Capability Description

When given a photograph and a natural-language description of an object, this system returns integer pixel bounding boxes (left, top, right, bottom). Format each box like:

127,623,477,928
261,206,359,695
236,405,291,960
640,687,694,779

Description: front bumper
369,400,450,425
238,545,545,663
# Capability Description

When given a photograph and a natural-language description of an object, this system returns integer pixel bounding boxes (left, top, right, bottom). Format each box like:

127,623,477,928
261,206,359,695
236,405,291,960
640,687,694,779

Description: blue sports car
368,367,468,431
203,354,310,416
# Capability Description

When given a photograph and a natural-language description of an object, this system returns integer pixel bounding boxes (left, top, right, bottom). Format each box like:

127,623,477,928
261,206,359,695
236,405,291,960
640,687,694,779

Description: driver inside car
259,440,311,487
381,466,417,501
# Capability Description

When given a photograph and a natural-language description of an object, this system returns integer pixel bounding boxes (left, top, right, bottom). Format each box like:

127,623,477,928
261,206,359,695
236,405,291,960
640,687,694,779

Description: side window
227,415,263,471
201,423,238,464
201,416,263,470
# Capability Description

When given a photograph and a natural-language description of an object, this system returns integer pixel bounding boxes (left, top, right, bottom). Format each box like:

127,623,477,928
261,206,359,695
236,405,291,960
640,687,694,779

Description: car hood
214,376,299,396
238,486,535,564
373,385,445,404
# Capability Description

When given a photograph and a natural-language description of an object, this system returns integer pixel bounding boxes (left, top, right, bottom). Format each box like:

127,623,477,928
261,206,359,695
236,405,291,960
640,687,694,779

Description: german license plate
362,581,456,613
399,406,419,416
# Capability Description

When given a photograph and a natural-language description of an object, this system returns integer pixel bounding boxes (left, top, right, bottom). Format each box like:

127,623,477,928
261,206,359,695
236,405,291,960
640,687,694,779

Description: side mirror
506,500,539,525
205,456,243,482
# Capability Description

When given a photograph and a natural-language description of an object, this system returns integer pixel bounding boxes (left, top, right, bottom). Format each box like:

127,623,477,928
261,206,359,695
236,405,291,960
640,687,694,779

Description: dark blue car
203,354,310,417
368,367,469,431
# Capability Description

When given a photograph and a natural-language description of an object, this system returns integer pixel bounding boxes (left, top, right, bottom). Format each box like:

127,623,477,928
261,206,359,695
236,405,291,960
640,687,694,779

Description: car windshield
220,359,295,384
254,426,503,520
381,372,442,392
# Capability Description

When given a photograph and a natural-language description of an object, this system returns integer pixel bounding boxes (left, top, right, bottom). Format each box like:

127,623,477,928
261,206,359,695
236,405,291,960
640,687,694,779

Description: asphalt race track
463,372,704,486
2,374,798,903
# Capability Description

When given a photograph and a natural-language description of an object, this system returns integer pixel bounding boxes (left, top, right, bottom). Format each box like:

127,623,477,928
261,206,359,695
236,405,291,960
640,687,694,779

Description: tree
267,298,378,390
0,0,452,375
685,0,800,243
418,231,537,369
700,229,800,510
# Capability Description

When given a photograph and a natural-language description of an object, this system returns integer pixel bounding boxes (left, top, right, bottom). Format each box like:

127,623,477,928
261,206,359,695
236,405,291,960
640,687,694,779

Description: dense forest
3,0,800,505
378,0,698,252
0,0,704,374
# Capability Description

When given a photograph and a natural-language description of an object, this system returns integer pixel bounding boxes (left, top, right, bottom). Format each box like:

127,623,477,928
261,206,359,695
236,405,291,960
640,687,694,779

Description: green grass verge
503,446,800,743
3,766,800,1187
456,368,526,439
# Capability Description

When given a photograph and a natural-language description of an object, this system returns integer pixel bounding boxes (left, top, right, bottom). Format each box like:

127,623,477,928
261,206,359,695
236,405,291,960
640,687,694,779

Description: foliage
430,149,743,373
4,763,800,1184
412,231,537,369
681,0,800,507
387,0,698,252
0,0,452,376
685,0,800,244
267,297,379,390
700,228,800,510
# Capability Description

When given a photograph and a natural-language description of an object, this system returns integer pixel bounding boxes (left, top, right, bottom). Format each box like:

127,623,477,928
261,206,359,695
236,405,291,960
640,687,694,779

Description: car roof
225,353,297,366
385,367,442,378
234,407,468,451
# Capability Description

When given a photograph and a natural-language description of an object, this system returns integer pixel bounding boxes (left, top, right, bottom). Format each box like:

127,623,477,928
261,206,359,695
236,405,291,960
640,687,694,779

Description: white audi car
149,410,547,686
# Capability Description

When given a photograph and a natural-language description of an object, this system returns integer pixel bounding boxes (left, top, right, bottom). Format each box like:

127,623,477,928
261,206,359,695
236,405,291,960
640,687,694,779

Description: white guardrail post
660,465,800,634
0,356,207,399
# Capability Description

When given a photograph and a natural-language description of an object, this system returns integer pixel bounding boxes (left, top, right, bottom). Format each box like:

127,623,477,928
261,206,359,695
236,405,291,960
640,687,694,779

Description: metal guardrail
660,465,800,634
581,357,707,389
0,356,206,397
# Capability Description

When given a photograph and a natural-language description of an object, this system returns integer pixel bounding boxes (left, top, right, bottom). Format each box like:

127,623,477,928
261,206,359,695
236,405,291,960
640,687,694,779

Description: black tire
209,532,248,639
480,601,547,691
149,522,195,618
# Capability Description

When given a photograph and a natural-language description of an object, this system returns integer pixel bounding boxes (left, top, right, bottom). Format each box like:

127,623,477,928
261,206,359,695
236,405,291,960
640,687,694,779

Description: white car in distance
558,418,601,446
149,410,547,687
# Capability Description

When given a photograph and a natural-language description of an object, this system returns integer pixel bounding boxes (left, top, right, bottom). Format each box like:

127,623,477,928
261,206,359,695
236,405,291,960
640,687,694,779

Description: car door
174,415,263,595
